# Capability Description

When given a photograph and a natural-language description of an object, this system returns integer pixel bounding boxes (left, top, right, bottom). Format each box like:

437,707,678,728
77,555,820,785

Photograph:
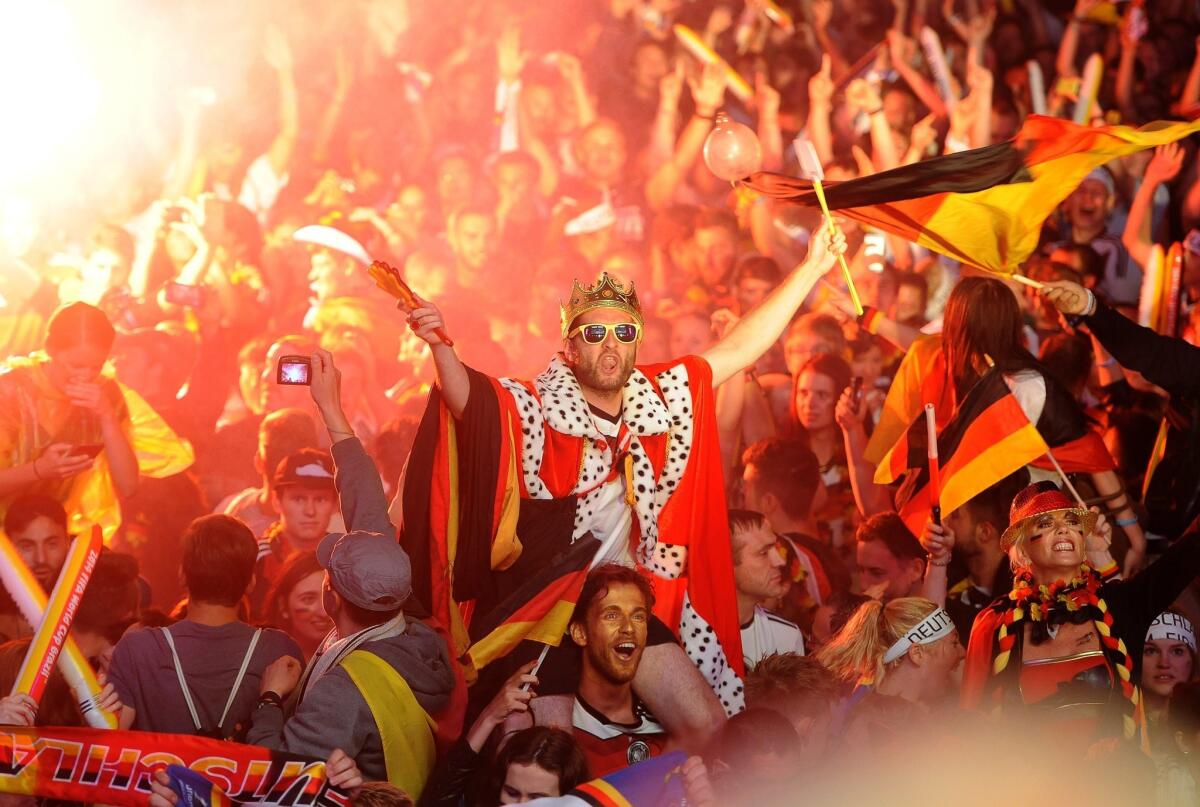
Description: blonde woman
818,596,964,751
962,481,1200,747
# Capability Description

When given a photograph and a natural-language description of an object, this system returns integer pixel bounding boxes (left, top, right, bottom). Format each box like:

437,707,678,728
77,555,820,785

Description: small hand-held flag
368,260,454,347
796,138,863,315
924,403,941,525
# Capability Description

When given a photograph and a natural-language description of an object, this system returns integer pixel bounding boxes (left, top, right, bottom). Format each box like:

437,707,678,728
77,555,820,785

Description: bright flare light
0,3,100,188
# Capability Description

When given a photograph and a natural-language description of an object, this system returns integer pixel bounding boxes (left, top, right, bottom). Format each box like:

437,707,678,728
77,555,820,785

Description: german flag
465,534,600,671
867,335,952,471
745,116,1200,274
889,369,1049,536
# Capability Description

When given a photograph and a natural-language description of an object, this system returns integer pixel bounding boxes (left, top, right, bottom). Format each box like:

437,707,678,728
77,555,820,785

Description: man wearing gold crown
397,224,845,739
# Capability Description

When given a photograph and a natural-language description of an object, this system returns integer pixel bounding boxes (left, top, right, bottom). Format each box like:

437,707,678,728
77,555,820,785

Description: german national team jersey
571,696,669,777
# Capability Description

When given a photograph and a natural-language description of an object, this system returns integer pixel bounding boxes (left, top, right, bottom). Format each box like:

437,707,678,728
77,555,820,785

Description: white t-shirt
581,409,634,567
740,606,806,669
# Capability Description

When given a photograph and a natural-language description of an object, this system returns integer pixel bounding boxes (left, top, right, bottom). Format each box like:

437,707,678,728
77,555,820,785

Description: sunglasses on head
569,322,642,344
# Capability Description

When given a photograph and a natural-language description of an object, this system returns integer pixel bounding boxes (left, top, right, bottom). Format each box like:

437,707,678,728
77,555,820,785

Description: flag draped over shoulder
745,116,1200,274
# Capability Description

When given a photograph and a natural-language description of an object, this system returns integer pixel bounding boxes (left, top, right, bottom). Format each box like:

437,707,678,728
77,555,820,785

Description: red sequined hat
999,483,1096,551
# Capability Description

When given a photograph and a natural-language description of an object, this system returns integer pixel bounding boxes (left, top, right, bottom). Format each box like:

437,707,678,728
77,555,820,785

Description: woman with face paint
962,481,1200,747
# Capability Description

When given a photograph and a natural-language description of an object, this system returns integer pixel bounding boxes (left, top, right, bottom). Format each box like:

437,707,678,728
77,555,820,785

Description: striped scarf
990,566,1146,747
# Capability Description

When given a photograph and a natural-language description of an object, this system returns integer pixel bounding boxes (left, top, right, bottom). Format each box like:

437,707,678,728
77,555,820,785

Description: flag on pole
744,116,1200,274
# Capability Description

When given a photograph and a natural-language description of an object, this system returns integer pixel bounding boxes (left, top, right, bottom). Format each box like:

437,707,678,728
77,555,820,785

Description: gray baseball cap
316,530,411,611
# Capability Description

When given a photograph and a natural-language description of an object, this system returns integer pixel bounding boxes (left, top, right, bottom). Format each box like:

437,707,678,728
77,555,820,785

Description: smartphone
276,355,312,386
850,376,864,414
72,443,104,460
164,281,203,308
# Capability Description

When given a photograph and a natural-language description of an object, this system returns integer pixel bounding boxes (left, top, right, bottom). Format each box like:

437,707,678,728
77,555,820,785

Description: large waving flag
746,116,1200,274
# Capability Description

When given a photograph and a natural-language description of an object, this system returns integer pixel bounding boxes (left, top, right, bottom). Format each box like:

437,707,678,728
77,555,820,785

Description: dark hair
728,509,769,564
1051,242,1105,286
960,469,1030,534
373,416,419,490
942,277,1037,399
855,512,925,562
262,550,324,626
741,437,821,522
1168,680,1200,740
486,727,589,803
74,550,140,638
744,652,839,719
260,409,319,488
790,354,853,431
571,564,655,627
45,302,116,355
3,493,67,536
1039,332,1094,395
714,708,801,771
181,515,258,607
734,255,782,287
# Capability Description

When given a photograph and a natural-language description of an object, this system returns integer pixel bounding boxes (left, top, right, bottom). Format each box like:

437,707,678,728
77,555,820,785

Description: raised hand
1038,279,1090,315
1144,142,1185,186
497,24,528,84
260,655,303,699
407,297,451,347
263,24,293,74
755,72,781,117
689,61,727,117
804,221,848,275
659,61,686,111
34,443,94,482
808,53,834,108
0,694,37,726
920,520,956,564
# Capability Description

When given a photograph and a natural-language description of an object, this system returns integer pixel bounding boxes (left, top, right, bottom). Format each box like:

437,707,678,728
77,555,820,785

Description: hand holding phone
850,376,864,414
276,356,312,386
71,443,105,460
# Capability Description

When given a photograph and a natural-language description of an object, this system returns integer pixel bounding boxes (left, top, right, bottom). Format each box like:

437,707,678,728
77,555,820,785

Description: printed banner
0,725,349,807
12,525,101,702
0,529,117,728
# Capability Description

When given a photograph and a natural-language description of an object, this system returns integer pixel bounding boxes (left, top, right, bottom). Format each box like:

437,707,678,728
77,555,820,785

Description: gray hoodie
246,436,454,780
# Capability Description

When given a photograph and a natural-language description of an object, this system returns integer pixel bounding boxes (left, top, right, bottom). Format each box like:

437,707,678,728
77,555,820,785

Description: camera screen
279,361,310,385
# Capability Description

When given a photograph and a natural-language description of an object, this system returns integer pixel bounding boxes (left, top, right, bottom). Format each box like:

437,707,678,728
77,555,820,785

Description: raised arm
1041,280,1200,399
309,349,395,538
886,29,947,120
262,26,298,179
645,62,725,212
702,223,845,386
407,299,470,418
806,54,835,167
1121,143,1183,269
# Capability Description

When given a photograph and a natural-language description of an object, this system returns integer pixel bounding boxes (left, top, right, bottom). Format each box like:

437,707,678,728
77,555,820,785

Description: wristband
1094,559,1119,579
927,555,951,567
693,111,716,121
1082,288,1097,317
257,691,283,710
858,306,882,334
866,106,884,116
1114,516,1138,528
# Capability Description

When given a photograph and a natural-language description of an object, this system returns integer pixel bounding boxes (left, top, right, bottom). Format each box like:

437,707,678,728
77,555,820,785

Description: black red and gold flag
885,369,1050,535
746,116,1200,274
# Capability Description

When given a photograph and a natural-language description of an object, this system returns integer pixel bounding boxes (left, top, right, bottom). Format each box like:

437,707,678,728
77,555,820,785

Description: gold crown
560,272,643,338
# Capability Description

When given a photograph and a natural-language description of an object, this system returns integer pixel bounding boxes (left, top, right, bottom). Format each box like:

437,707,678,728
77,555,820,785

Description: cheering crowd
5,0,1200,804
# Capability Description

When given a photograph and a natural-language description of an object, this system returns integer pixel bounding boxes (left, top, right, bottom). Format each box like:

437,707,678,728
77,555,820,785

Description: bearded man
399,224,845,739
